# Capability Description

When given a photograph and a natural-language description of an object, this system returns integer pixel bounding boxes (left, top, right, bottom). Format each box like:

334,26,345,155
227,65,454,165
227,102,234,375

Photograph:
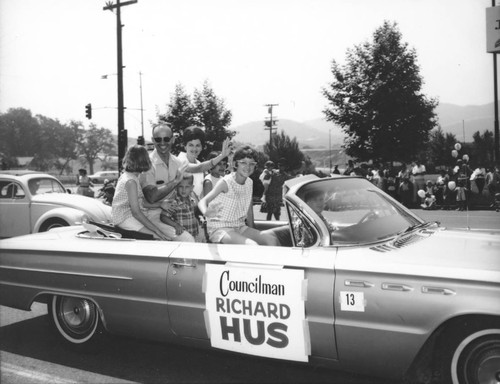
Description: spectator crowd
336,158,500,211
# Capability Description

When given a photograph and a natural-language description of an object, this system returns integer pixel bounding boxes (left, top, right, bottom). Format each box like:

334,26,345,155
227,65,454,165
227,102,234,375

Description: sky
0,0,497,140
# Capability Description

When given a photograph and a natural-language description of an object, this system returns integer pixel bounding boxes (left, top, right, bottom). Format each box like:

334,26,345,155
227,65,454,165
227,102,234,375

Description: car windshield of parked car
296,178,422,244
29,178,66,195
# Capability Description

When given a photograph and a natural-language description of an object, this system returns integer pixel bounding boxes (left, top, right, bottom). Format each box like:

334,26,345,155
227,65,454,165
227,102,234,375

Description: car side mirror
66,189,72,194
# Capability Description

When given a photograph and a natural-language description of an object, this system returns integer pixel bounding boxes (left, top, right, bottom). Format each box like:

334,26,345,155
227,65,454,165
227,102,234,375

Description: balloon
417,189,426,198
462,154,469,162
451,149,458,158
448,181,456,191
454,143,462,151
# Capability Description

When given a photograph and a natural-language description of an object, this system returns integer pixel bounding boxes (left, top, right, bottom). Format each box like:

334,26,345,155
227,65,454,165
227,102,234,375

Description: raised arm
186,138,232,174
198,178,228,217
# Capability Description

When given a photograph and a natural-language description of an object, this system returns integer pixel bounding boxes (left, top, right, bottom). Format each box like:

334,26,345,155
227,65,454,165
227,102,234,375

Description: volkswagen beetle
0,170,111,238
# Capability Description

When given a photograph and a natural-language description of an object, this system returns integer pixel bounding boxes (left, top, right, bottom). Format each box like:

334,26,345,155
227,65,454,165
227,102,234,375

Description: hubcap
59,297,95,334
477,354,500,383
452,330,500,384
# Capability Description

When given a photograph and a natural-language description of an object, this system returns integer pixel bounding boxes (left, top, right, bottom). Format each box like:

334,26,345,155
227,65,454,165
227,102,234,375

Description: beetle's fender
33,207,87,232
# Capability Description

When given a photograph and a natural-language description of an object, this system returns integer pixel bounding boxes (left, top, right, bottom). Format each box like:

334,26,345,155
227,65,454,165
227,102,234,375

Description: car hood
405,229,500,271
341,228,500,283
32,193,111,222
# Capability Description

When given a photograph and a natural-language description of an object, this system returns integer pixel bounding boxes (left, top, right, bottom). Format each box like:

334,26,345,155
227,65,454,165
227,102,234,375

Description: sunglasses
153,136,172,143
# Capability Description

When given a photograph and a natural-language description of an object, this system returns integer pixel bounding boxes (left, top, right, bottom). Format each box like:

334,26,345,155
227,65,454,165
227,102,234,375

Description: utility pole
103,0,137,172
264,104,278,154
139,71,144,140
486,0,500,162
494,49,500,163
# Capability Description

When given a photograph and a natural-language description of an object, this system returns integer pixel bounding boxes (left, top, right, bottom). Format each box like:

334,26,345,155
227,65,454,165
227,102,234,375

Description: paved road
0,304,386,384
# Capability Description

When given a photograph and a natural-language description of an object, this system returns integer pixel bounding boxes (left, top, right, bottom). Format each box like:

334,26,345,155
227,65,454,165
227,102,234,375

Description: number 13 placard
340,291,365,312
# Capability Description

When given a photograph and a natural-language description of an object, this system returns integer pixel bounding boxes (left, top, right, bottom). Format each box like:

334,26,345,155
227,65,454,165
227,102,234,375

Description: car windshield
295,178,422,245
29,177,66,195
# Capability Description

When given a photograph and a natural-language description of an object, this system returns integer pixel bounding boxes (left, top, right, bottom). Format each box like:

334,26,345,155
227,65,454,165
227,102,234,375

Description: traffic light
85,103,92,119
137,136,145,146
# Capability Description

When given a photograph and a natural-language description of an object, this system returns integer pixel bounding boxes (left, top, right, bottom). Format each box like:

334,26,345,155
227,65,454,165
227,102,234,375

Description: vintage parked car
0,175,498,384
0,170,112,238
88,170,119,184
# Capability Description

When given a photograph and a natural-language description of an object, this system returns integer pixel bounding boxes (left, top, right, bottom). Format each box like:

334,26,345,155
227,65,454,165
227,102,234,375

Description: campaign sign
204,263,309,362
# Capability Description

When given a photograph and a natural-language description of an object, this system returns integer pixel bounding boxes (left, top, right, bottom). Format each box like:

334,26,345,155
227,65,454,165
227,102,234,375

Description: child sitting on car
160,174,204,242
198,145,277,245
112,145,181,241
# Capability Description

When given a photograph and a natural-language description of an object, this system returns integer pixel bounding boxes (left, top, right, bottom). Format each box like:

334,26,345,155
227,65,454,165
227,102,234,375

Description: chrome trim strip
0,265,133,280
421,286,456,295
382,283,413,292
345,280,374,288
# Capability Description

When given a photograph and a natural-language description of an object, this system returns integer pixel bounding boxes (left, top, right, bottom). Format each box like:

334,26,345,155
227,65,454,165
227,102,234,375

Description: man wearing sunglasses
140,123,231,241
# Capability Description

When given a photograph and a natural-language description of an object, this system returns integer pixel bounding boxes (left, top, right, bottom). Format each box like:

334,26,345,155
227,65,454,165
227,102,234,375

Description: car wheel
39,218,69,232
49,295,102,345
451,328,500,384
435,320,500,384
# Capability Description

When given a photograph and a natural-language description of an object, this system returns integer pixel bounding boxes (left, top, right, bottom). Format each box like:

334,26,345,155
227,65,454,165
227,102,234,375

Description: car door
166,241,338,363
0,181,30,237
332,245,439,379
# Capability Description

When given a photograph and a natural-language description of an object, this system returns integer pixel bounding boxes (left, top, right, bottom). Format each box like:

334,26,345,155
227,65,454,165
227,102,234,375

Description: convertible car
0,175,499,384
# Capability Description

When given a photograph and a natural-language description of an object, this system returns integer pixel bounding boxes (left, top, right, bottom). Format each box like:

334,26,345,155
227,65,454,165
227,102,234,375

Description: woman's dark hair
123,145,152,173
233,145,257,162
182,126,206,146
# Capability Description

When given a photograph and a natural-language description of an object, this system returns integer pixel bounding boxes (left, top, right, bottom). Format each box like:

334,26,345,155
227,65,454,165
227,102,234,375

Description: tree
0,108,40,159
263,131,306,172
157,81,235,158
76,124,114,174
158,83,197,143
54,120,83,175
426,126,457,168
471,130,495,167
193,80,235,157
322,21,438,163
31,115,76,171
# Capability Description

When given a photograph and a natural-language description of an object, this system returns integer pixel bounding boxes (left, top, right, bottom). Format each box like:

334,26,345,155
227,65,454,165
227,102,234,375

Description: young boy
160,174,203,242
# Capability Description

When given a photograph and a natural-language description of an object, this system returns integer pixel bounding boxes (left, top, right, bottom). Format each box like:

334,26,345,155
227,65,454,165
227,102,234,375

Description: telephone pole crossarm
103,0,137,11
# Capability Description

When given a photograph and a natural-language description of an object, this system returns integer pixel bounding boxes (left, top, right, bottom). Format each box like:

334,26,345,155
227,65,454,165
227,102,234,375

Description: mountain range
231,102,497,149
